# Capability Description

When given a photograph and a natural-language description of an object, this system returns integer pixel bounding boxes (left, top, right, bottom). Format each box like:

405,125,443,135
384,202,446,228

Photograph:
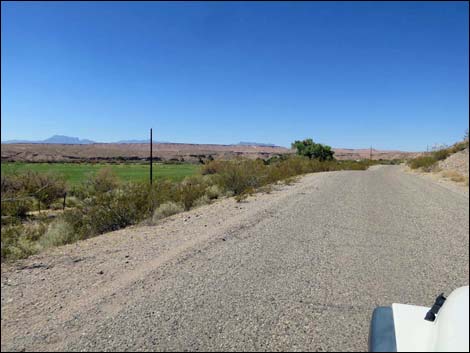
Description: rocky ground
406,147,469,194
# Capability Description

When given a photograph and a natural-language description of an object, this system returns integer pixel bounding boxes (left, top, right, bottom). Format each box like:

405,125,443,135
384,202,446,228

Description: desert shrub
152,201,184,221
39,218,78,248
234,187,256,202
1,222,47,261
1,171,66,215
201,160,226,175
34,174,66,209
265,154,290,165
1,174,23,194
407,156,437,171
60,182,154,239
177,175,208,210
68,184,89,200
205,184,222,200
86,167,119,194
14,171,66,209
449,140,469,154
1,198,33,219
193,195,210,208
215,159,268,195
65,196,81,208
432,149,450,161
201,156,371,196
150,179,179,206
224,190,235,197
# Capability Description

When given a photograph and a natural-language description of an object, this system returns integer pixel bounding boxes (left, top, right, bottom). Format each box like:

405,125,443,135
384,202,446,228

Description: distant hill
237,142,278,147
43,135,95,144
116,139,172,144
2,135,96,144
2,136,280,147
116,139,149,144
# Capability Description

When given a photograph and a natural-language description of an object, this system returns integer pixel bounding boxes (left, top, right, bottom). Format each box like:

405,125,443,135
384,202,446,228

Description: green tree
292,138,335,161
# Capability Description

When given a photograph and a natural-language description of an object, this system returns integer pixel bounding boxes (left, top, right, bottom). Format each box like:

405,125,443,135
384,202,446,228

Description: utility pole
150,128,153,185
370,146,372,160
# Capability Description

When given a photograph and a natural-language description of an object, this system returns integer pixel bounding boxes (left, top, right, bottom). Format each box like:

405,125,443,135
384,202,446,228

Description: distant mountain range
1,135,280,147
237,142,277,147
2,135,96,144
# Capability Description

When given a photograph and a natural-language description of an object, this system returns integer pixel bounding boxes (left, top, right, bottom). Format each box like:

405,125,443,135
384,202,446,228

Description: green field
1,162,200,185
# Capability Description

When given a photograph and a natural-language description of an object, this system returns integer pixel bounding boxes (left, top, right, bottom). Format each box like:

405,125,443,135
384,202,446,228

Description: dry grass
441,170,468,184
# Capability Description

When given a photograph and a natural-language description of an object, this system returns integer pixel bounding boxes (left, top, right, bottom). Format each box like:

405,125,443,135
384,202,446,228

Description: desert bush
449,140,469,154
152,201,185,221
59,182,154,240
407,156,437,171
215,159,268,195
1,198,33,219
177,175,208,210
407,136,469,172
193,195,210,208
86,167,119,194
201,160,226,175
65,196,81,208
205,184,223,200
1,174,23,194
432,149,450,161
15,171,66,209
1,222,47,261
39,218,78,248
1,171,66,215
234,187,256,202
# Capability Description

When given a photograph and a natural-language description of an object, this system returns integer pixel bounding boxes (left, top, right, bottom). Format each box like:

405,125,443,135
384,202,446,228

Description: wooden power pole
150,128,153,185
370,146,372,160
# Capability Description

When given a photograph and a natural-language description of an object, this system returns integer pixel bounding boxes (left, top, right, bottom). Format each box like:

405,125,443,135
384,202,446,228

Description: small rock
98,270,104,275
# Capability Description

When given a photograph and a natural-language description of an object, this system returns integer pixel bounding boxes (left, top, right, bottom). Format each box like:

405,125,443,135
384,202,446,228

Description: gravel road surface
2,166,468,351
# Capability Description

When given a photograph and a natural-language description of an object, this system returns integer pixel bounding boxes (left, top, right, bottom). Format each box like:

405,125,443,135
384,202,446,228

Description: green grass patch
1,162,199,185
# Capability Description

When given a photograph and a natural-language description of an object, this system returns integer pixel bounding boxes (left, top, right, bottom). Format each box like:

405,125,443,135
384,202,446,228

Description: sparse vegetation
407,137,469,172
39,219,78,248
441,170,468,184
407,156,438,171
1,150,378,261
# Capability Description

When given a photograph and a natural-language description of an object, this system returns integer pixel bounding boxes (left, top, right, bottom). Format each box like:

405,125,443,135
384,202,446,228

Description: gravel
438,147,469,176
1,166,468,351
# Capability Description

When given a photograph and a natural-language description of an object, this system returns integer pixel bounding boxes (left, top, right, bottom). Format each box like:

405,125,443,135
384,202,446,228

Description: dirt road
1,166,468,351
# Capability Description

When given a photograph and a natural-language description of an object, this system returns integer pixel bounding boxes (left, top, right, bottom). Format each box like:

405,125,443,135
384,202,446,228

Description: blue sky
1,1,468,151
